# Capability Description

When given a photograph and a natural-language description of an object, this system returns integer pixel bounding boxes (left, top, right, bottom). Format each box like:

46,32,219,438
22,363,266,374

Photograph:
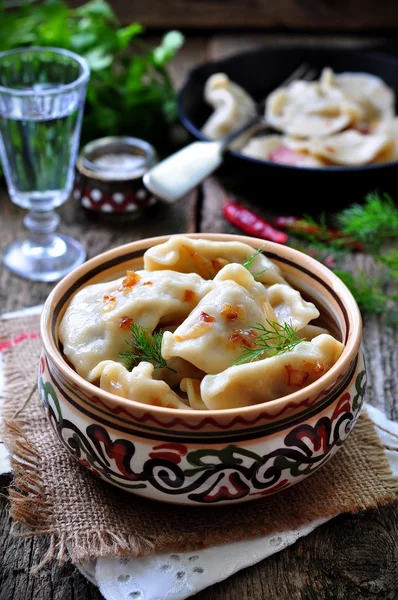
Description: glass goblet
0,47,90,282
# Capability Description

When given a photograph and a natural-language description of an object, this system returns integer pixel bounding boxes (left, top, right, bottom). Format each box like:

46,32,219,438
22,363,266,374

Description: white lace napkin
1,307,398,600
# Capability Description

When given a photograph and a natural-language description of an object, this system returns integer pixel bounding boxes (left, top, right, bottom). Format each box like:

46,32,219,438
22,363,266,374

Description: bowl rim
177,44,398,173
40,232,363,418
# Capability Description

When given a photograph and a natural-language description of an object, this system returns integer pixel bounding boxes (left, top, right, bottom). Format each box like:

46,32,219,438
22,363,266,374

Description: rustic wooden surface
1,33,398,600
83,0,398,32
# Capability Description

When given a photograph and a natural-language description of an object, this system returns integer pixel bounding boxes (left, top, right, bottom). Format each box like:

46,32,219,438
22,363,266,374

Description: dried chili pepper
223,201,288,244
273,215,364,251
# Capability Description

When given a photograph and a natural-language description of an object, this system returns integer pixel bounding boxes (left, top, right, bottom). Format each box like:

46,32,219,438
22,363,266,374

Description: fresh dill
120,322,175,372
243,245,266,271
284,191,398,323
233,320,305,366
242,245,269,279
336,192,398,251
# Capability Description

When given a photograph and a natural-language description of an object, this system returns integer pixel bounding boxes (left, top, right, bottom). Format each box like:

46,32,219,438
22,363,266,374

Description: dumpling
265,79,352,138
267,284,320,330
299,324,330,340
180,378,207,410
162,264,277,374
92,361,190,409
201,334,344,409
143,235,287,286
320,67,395,123
240,134,325,167
59,269,213,381
286,130,392,166
201,73,257,149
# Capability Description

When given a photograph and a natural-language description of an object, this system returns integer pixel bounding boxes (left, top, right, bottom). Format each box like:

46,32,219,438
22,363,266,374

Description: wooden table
1,33,398,600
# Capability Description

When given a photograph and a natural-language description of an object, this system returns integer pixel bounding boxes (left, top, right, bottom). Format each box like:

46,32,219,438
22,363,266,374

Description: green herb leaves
336,192,398,251
0,0,184,149
286,192,398,323
120,322,175,372
233,320,305,366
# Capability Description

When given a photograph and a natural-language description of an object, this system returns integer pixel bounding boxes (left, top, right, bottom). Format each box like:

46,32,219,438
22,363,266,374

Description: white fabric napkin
1,307,397,600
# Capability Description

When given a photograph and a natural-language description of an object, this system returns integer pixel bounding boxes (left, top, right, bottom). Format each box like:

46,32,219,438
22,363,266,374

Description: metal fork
143,63,317,203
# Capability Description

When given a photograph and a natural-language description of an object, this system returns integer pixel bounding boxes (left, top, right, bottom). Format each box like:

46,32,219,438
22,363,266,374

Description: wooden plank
208,33,382,61
193,503,398,600
0,476,102,600
94,0,398,31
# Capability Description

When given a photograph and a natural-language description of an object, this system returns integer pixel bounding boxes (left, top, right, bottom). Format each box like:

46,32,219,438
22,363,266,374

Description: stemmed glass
0,47,90,282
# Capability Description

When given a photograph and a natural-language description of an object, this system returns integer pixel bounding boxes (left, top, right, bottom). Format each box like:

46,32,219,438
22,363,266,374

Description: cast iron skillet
178,45,398,211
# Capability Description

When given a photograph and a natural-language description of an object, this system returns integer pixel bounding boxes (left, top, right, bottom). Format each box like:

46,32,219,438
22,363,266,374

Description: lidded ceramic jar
74,136,158,219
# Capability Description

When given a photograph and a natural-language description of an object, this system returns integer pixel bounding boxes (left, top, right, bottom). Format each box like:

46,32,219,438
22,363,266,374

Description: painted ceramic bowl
39,233,365,506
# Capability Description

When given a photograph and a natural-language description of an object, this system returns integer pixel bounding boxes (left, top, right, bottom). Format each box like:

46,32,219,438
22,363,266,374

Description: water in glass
0,47,90,282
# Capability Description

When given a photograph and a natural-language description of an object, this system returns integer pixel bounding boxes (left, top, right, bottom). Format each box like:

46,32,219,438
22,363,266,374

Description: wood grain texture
97,0,398,31
207,33,382,62
0,475,102,600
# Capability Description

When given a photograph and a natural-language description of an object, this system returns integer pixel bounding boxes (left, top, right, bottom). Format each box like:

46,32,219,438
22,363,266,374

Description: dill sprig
242,245,269,279
243,245,266,270
233,320,305,366
120,322,175,372
336,192,398,251
284,191,398,323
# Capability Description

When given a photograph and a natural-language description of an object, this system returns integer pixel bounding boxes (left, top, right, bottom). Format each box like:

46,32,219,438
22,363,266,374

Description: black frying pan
178,45,398,212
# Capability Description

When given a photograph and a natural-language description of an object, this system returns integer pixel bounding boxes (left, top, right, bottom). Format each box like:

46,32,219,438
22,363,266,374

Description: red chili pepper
273,215,364,252
223,201,288,244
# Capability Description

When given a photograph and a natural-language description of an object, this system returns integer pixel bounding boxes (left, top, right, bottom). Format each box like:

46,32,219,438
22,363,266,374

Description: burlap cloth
1,314,398,567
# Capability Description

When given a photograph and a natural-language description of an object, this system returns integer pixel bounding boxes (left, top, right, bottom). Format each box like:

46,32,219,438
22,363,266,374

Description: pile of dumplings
201,69,398,167
59,237,344,410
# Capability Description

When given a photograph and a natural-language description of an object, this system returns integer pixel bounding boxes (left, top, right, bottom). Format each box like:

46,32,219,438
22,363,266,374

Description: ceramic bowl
39,233,365,506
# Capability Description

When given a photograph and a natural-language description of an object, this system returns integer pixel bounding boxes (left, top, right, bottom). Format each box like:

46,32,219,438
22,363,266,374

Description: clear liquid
0,89,83,211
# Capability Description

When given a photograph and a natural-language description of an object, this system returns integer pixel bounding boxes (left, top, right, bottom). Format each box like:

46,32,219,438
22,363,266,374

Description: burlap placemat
1,314,398,567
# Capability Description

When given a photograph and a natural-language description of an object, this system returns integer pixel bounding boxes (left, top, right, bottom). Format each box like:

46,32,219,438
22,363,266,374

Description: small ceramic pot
39,234,365,506
74,136,158,219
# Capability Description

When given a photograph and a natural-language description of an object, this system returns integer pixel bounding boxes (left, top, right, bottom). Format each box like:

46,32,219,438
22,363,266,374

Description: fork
143,63,317,203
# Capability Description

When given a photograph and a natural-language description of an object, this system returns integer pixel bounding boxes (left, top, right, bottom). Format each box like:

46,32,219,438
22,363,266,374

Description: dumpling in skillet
320,67,395,123
240,134,325,167
201,72,257,149
201,334,344,409
265,78,353,138
286,130,393,166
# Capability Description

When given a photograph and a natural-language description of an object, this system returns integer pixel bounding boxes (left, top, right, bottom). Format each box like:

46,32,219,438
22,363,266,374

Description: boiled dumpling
59,269,213,381
201,73,257,149
143,235,287,286
162,264,277,374
267,284,320,330
180,378,207,410
286,130,392,166
93,361,190,409
265,78,352,138
200,334,344,409
320,67,395,123
299,324,330,340
240,134,325,167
